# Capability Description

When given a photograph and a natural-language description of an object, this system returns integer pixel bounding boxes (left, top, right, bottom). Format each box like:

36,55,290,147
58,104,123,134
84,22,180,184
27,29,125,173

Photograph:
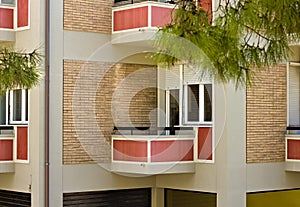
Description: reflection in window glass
169,89,179,126
187,84,199,122
204,84,212,122
13,89,22,121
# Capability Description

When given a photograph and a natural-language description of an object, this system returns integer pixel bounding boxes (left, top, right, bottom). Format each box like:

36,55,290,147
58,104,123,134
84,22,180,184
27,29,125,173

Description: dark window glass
169,89,179,126
187,84,199,122
204,84,212,122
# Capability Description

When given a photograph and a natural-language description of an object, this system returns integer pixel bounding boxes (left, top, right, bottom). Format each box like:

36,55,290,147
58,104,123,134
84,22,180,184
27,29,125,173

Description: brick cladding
64,0,113,34
246,65,287,163
63,60,157,164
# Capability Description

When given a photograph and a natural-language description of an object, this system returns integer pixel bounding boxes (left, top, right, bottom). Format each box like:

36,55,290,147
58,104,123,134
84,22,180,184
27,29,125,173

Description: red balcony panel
0,8,14,29
151,140,193,162
17,0,29,28
17,126,28,160
151,6,172,28
0,140,13,161
113,140,147,162
198,0,212,14
198,127,212,160
287,139,300,160
113,6,148,32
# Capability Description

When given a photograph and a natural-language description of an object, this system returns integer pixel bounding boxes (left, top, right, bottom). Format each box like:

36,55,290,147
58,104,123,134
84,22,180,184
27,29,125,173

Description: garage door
64,188,151,207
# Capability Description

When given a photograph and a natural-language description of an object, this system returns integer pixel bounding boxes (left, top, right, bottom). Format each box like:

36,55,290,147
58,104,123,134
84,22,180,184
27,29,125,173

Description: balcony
0,0,29,42
111,126,213,175
0,125,28,173
111,1,175,45
285,126,300,171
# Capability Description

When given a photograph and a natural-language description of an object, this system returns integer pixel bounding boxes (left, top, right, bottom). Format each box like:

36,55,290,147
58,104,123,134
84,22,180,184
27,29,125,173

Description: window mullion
199,84,204,123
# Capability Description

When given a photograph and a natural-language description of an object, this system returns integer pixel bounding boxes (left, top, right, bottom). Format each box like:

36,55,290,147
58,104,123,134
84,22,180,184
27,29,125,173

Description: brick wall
246,65,287,163
63,60,157,164
64,0,113,34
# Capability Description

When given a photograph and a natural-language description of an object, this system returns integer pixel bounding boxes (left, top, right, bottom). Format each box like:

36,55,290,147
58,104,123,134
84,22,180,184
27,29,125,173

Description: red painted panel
151,140,193,162
113,6,148,31
18,0,29,28
151,6,172,28
0,140,13,161
0,8,14,29
287,139,300,160
198,0,212,14
113,140,147,162
198,127,212,160
17,126,28,160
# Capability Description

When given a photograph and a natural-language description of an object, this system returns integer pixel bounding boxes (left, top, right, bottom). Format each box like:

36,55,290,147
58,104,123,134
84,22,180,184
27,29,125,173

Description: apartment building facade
0,0,300,206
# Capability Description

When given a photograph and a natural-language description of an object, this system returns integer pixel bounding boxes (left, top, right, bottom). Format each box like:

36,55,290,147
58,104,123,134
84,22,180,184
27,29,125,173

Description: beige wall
246,65,286,163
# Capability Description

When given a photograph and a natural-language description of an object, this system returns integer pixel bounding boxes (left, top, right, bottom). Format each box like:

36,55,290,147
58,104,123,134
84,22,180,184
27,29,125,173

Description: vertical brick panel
63,60,157,164
64,0,114,33
246,66,286,163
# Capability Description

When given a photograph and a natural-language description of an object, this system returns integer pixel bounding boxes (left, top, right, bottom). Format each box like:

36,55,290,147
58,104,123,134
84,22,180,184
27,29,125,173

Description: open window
0,89,28,125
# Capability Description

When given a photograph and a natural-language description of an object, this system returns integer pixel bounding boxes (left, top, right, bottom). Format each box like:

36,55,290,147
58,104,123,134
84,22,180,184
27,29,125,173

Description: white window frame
183,82,212,125
9,89,28,125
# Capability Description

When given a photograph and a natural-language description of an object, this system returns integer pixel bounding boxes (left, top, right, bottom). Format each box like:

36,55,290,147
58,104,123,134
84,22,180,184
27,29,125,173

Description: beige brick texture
63,60,157,164
246,65,287,163
64,0,113,34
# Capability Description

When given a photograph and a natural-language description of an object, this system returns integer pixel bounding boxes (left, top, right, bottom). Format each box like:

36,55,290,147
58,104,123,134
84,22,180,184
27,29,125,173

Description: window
0,89,29,125
10,89,28,124
184,83,212,124
0,0,15,5
169,89,179,126
288,64,300,126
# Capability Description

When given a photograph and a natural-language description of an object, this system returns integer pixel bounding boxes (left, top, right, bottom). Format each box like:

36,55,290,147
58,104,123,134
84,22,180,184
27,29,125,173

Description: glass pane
169,89,179,126
0,94,6,125
204,84,212,122
289,67,300,125
187,84,199,122
1,0,15,5
13,89,22,121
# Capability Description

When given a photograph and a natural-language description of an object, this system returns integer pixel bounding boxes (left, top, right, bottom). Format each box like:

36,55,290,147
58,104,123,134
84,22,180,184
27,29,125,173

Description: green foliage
153,0,300,86
0,48,42,94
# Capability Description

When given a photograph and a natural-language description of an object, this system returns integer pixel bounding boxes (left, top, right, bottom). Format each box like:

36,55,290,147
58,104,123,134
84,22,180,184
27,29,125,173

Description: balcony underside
111,162,195,175
0,30,15,42
0,162,14,173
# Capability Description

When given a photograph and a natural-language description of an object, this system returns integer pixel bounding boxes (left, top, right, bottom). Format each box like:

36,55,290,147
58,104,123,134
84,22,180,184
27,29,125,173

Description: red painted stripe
287,139,300,160
151,140,193,162
0,140,13,161
113,140,147,162
0,8,14,29
151,6,172,28
17,126,28,160
198,127,212,160
17,0,29,28
113,6,148,31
